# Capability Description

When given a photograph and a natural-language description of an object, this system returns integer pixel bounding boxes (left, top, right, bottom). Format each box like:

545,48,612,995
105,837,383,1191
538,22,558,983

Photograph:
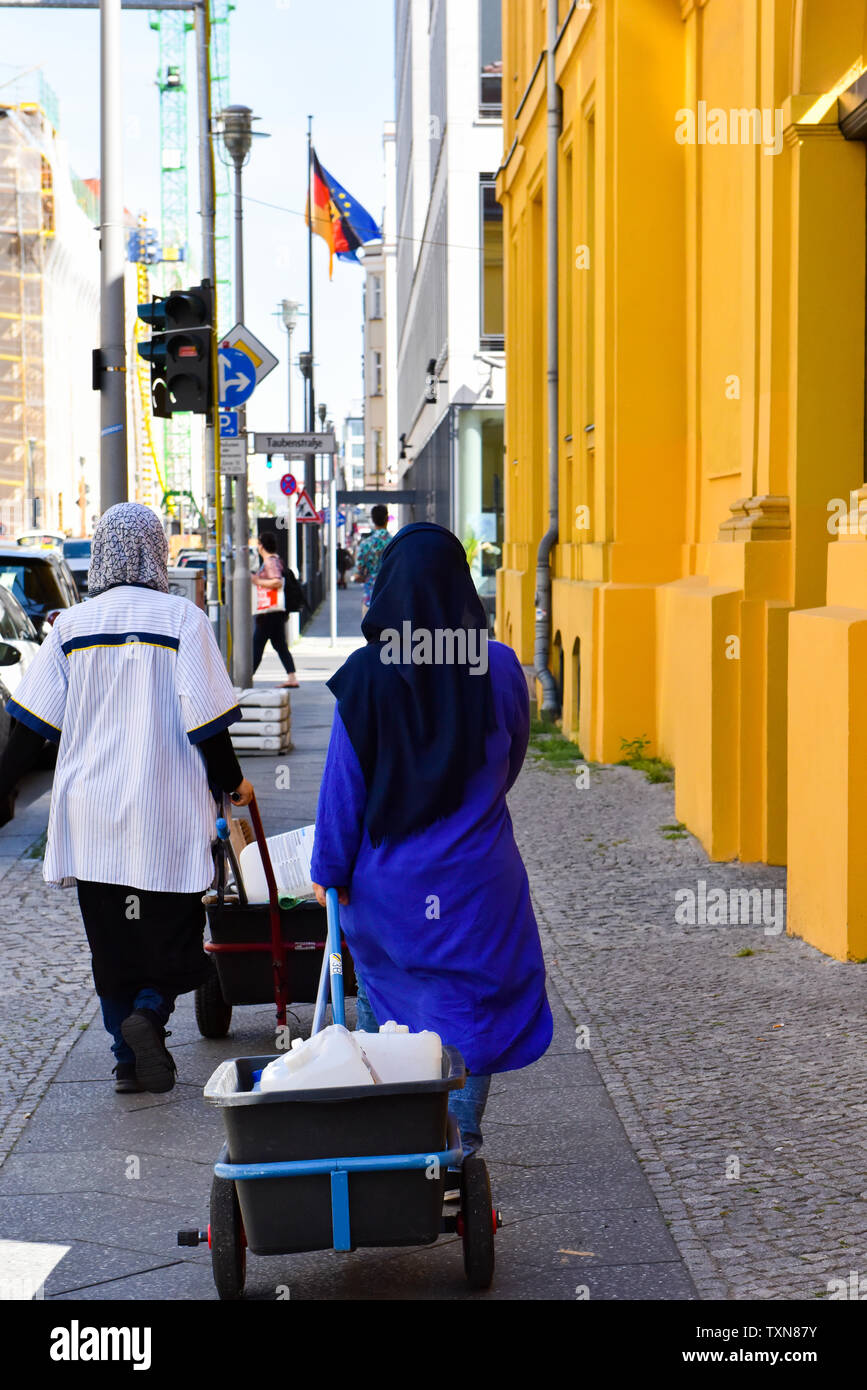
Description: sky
0,0,394,493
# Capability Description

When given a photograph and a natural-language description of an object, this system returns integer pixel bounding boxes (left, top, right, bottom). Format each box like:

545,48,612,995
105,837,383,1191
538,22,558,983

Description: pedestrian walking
355,504,391,617
337,545,353,590
252,532,299,688
310,522,552,1159
0,503,253,1094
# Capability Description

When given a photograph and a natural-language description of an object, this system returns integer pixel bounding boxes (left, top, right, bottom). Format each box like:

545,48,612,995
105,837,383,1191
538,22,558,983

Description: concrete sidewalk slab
0,590,696,1300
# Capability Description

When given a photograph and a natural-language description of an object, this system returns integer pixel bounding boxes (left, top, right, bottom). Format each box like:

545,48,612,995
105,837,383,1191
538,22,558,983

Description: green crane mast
149,2,234,532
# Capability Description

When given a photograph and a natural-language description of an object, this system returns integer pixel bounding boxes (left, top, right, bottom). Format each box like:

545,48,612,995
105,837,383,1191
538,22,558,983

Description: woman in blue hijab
310,522,552,1155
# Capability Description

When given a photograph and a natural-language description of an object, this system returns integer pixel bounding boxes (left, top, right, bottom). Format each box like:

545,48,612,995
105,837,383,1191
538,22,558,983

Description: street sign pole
194,0,222,651
231,154,252,688
287,492,299,644
329,470,337,647
98,0,128,510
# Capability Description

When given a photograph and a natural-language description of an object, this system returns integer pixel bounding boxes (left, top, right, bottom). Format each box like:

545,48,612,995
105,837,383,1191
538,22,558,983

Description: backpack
283,565,305,613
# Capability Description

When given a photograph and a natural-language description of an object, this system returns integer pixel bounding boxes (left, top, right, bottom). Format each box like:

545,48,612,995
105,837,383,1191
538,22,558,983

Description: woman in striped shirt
0,503,253,1094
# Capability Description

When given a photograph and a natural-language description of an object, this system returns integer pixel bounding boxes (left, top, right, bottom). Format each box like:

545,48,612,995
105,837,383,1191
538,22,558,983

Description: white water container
239,823,315,902
259,1024,375,1092
355,1024,443,1083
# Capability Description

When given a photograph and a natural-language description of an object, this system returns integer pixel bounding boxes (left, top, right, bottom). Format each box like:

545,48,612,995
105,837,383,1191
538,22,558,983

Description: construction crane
144,1,234,534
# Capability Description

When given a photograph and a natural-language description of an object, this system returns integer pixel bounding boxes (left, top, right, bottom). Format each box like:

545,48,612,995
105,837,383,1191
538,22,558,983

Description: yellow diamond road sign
220,323,279,387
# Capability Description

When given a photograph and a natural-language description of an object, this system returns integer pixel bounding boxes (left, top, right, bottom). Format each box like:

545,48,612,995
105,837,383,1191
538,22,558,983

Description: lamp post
279,298,302,641
279,299,301,432
218,104,267,687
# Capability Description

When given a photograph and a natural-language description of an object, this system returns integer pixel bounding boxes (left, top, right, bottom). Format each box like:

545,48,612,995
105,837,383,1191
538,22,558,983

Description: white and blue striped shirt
8,585,242,893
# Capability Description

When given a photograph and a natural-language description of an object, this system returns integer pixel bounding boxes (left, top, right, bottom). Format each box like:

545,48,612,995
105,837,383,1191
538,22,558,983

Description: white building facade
394,0,504,596
360,121,398,490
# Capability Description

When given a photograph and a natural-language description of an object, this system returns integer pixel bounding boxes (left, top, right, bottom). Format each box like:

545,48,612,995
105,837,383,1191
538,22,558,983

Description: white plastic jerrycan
354,1021,443,1084
259,1024,375,1092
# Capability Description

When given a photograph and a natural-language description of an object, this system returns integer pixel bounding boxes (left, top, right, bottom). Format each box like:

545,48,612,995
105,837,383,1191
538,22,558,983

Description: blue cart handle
312,887,345,1034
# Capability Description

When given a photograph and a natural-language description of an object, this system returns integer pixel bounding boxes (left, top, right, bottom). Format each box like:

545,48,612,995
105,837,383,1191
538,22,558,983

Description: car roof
0,545,59,560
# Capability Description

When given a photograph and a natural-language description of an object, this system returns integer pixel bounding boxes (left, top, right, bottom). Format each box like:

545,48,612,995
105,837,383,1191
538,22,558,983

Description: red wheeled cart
195,793,355,1039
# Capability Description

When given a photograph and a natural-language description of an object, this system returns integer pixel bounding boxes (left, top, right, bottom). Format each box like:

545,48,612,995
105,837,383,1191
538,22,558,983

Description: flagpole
307,116,315,432
306,115,315,598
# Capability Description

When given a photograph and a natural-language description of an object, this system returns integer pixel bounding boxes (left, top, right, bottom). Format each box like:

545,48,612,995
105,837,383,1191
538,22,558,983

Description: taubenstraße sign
253,432,336,455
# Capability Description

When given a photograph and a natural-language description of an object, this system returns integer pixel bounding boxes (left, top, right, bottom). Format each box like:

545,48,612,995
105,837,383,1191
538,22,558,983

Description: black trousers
252,610,296,675
76,880,208,997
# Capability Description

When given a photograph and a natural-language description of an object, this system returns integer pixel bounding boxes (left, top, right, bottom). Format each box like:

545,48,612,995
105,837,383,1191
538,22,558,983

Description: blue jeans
100,989,175,1065
354,974,491,1158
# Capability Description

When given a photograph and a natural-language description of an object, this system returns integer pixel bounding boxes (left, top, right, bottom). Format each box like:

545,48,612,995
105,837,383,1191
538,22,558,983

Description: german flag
305,148,380,280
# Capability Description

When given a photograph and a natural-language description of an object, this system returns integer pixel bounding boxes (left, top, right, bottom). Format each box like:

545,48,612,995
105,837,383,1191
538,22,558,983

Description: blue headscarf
327,523,496,847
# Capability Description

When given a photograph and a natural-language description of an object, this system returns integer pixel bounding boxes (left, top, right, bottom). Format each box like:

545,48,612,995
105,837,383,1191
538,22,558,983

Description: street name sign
253,432,336,455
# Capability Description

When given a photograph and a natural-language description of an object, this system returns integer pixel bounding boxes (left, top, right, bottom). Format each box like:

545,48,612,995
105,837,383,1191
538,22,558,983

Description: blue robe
310,640,553,1075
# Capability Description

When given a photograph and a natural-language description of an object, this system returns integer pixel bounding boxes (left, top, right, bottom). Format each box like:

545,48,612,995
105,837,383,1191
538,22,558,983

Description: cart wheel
210,1175,246,1300
460,1156,495,1290
195,961,232,1038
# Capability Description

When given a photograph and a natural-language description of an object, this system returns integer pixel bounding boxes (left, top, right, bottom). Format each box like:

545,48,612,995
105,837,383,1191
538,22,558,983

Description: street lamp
217,104,269,687
278,299,302,432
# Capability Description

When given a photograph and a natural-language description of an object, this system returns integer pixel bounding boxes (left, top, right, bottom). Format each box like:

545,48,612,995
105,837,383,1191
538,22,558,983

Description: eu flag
316,158,382,263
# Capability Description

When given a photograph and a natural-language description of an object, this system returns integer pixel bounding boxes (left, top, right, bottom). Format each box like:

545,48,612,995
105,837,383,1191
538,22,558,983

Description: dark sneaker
113,1062,142,1094
121,1009,177,1093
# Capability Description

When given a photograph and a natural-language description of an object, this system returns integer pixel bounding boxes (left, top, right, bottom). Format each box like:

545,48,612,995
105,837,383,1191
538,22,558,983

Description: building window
372,349,383,396
371,275,383,319
479,0,502,116
480,180,504,344
374,428,383,481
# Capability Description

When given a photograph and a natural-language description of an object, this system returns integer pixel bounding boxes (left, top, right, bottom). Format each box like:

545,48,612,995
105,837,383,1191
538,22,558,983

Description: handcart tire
460,1156,495,1290
210,1175,246,1300
195,961,233,1039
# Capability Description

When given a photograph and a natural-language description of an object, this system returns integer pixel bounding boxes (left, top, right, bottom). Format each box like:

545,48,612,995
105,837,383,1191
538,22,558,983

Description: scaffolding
130,255,165,509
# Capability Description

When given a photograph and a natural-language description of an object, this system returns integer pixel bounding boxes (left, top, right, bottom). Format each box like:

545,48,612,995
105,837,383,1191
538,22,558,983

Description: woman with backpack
252,531,299,688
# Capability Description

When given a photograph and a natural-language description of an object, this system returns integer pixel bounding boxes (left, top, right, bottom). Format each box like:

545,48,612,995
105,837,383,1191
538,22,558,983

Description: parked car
0,659,15,825
0,584,40,698
62,537,92,598
0,545,79,639
176,549,207,571
16,530,65,553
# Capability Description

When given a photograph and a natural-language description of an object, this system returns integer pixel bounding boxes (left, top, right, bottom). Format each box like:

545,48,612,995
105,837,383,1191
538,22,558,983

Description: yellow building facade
496,0,867,960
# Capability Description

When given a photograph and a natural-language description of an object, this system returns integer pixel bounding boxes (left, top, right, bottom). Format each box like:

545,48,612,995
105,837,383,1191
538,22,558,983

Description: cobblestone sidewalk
510,757,867,1300
0,857,95,1167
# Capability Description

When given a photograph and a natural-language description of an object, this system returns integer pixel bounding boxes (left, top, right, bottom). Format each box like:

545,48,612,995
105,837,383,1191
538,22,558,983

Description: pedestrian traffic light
136,279,214,418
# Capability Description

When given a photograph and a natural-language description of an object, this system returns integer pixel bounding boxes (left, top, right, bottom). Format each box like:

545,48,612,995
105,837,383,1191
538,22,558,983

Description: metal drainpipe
534,0,561,717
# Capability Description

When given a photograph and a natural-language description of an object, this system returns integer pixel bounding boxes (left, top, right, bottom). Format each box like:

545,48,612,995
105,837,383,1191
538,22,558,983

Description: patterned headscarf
88,502,169,598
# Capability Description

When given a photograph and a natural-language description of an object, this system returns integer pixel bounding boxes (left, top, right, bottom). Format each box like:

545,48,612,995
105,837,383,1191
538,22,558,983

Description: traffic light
136,279,214,418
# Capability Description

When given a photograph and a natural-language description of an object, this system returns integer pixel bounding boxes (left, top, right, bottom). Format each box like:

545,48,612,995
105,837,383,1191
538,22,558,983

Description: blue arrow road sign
218,347,255,407
219,409,239,438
